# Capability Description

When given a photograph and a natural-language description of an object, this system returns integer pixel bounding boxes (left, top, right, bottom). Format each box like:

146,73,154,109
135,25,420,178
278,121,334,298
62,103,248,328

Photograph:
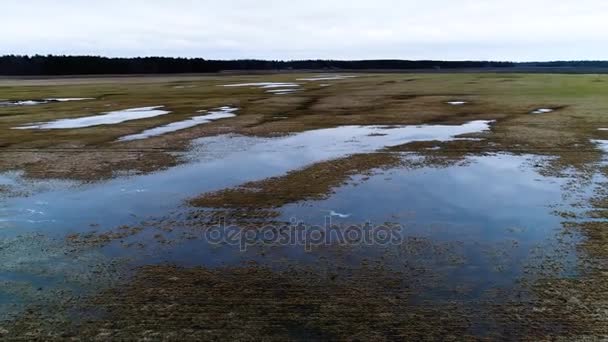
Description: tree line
0,55,515,75
1,55,608,75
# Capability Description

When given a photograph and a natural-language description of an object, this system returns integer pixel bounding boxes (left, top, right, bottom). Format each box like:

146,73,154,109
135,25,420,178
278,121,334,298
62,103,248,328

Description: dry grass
3,73,608,339
3,73,608,179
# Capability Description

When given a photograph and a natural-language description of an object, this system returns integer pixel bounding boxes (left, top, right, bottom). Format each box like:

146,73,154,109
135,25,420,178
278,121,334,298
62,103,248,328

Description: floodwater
221,82,300,89
117,106,238,141
1,120,493,236
0,119,603,321
14,106,170,129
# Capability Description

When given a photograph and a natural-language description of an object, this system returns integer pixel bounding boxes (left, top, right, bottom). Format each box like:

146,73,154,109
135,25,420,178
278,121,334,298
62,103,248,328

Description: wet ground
0,73,607,339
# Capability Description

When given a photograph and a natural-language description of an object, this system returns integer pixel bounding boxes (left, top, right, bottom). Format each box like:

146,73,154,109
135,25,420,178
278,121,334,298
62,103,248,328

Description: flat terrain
0,73,607,339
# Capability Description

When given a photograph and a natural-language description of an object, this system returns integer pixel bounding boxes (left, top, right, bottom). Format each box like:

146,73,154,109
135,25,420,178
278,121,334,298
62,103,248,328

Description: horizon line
3,54,608,64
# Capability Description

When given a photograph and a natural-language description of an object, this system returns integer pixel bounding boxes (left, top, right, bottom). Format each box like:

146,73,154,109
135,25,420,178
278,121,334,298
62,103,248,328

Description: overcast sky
1,0,606,61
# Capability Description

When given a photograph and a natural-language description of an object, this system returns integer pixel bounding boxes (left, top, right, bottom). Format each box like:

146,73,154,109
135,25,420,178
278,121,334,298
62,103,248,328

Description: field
1,73,607,339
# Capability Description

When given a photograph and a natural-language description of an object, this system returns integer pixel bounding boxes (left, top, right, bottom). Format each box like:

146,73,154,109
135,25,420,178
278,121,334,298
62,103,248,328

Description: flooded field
0,73,607,339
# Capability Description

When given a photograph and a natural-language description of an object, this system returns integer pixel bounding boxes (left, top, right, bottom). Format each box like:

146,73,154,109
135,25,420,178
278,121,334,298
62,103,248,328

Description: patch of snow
45,98,94,102
266,89,298,93
297,75,358,81
0,98,93,107
15,106,170,130
222,82,300,89
117,107,238,141
531,108,554,114
447,101,467,105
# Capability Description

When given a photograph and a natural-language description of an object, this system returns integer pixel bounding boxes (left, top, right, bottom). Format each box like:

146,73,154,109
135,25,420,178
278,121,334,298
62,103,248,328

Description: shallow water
117,106,238,141
45,98,94,102
1,119,602,319
297,75,358,81
266,88,299,95
591,140,608,154
166,154,588,292
1,120,492,237
14,106,170,129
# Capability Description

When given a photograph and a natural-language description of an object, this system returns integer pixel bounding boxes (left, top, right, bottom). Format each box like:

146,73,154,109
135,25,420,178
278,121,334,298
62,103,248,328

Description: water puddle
46,98,95,102
14,106,170,130
1,117,605,320
591,139,608,154
1,120,492,236
106,153,592,299
297,75,358,81
221,82,300,89
266,89,299,95
117,106,238,141
261,154,589,293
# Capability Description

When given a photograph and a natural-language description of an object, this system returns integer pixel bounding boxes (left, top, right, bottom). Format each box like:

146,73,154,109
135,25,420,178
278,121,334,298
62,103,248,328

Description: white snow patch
222,82,300,89
0,98,93,107
297,75,358,81
531,108,554,114
447,101,467,105
15,106,170,130
117,107,238,141
46,98,94,102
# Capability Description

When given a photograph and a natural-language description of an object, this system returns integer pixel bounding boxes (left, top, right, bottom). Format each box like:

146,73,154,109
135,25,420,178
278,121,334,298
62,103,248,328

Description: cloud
1,0,607,60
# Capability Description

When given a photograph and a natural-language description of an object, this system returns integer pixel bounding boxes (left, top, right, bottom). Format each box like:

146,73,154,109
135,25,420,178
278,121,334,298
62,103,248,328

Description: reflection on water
221,82,300,89
143,154,589,286
0,120,492,237
1,119,600,319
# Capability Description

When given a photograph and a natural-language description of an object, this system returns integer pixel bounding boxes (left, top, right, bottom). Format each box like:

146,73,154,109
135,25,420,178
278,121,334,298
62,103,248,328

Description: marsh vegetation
0,73,607,339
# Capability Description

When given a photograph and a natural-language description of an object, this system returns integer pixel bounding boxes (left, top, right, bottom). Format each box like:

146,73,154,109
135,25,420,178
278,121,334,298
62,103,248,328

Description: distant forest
1,55,608,75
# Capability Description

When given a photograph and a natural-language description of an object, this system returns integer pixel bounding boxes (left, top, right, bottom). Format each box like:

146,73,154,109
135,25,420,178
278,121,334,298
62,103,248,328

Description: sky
1,0,607,61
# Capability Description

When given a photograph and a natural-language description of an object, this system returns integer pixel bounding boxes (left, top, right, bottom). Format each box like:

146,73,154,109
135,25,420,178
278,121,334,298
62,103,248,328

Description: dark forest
2,55,608,75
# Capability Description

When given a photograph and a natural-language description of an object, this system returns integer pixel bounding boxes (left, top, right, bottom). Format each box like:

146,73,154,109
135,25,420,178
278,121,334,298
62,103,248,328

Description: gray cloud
1,0,606,60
